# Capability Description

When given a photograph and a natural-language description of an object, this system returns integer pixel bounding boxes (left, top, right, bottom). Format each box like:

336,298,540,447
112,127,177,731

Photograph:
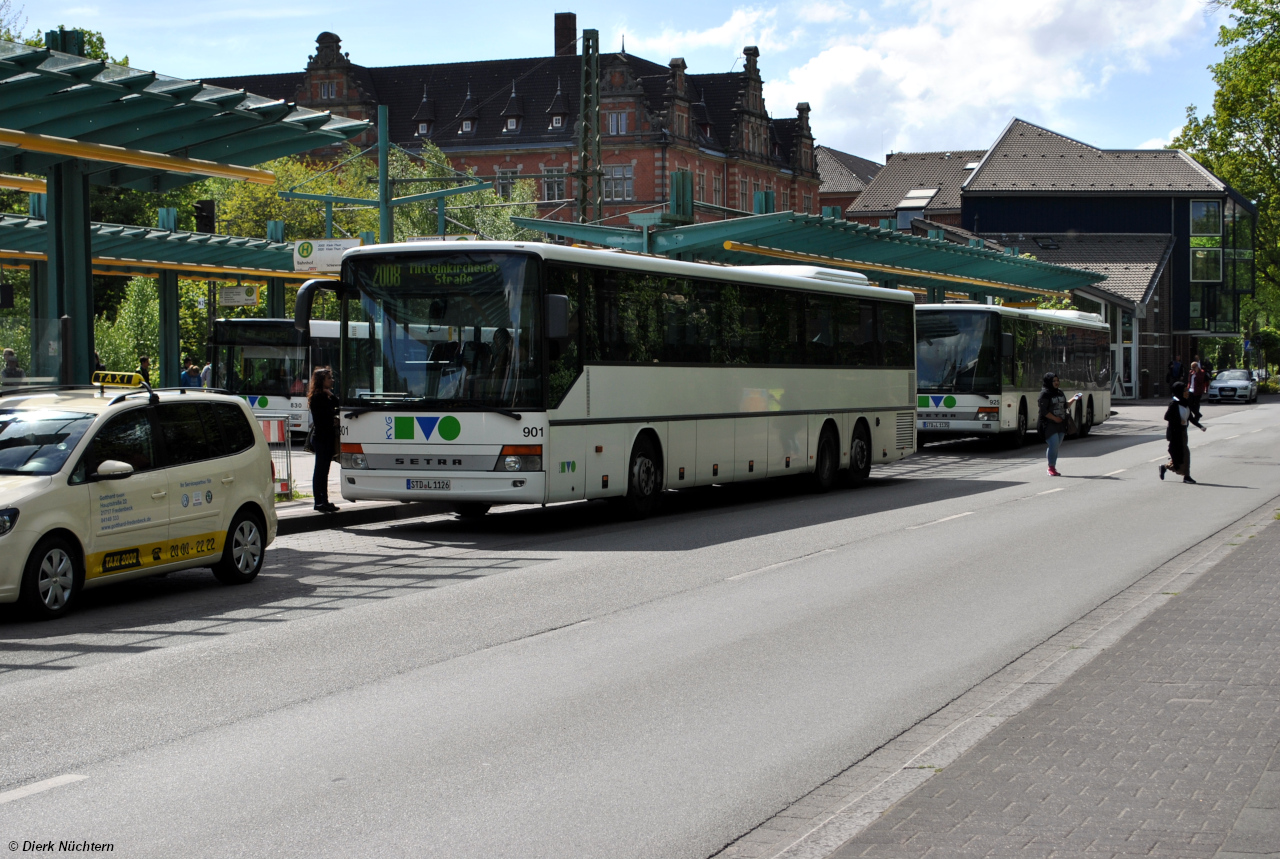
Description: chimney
555,12,577,56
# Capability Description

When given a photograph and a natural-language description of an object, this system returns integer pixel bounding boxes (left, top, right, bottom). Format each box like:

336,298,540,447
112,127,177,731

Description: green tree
94,277,158,373
1174,0,1280,332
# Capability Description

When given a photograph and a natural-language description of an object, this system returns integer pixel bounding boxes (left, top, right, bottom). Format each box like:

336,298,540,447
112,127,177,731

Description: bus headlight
504,455,522,471
496,445,543,473
340,453,368,469
0,508,17,536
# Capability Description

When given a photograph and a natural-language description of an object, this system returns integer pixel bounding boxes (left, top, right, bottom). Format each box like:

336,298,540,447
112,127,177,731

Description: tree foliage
1175,0,1280,335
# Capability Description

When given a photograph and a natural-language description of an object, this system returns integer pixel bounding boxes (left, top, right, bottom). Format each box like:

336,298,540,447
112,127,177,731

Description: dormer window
505,117,519,132
319,82,337,99
460,119,473,133
417,122,431,136
552,115,563,129
607,111,629,135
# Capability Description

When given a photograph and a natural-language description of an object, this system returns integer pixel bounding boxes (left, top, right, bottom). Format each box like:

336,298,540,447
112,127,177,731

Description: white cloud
763,0,1206,155
1137,125,1184,149
618,7,794,58
795,1,853,24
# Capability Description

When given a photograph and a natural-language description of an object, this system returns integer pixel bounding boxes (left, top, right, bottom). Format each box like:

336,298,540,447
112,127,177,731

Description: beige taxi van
0,374,278,619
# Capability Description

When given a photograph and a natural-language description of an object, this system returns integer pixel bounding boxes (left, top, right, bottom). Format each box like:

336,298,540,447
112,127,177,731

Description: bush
94,276,158,373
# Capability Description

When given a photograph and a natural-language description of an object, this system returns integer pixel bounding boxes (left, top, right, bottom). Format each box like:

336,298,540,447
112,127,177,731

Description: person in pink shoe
1037,372,1080,476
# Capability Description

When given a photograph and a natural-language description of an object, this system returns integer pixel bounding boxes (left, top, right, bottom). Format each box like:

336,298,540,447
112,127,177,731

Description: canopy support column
158,270,180,387
265,219,286,318
45,161,93,383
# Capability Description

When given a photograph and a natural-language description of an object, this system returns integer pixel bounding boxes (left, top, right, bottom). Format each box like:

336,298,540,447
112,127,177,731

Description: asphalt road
1,401,1278,858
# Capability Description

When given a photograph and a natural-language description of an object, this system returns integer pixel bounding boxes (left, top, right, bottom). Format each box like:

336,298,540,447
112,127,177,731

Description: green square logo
394,416,415,439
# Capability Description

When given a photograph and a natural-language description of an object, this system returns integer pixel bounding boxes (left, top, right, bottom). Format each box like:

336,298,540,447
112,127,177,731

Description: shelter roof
513,211,1105,298
0,38,368,191
816,146,881,195
982,231,1174,304
847,150,984,215
965,118,1224,195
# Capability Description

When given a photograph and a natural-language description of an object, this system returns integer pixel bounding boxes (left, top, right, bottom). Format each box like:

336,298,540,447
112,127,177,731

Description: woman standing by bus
308,367,340,513
1038,372,1080,477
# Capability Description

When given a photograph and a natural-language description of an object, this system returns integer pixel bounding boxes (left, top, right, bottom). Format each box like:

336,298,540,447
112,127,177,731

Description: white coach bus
296,242,918,518
915,303,1112,446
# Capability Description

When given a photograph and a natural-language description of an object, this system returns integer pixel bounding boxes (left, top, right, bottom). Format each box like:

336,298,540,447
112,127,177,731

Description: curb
275,500,454,535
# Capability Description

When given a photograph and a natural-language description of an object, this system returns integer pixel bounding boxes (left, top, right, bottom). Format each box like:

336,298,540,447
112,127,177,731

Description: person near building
136,355,151,385
1038,372,1081,477
1167,355,1183,389
307,367,340,513
92,351,105,373
1160,381,1205,484
200,358,213,389
179,357,203,388
1,348,25,386
1187,360,1208,423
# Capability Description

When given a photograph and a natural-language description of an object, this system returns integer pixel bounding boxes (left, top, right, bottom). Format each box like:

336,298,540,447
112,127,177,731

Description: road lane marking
728,548,835,581
1105,469,1127,476
1225,435,1240,439
906,512,973,530
0,775,87,805
1150,456,1167,462
1036,487,1064,495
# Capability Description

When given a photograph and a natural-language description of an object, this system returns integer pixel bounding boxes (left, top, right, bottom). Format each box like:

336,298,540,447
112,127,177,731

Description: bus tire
623,434,662,519
1079,398,1094,437
848,421,872,486
1005,402,1028,449
1069,400,1084,439
812,426,838,493
212,508,266,585
455,503,490,520
19,534,83,620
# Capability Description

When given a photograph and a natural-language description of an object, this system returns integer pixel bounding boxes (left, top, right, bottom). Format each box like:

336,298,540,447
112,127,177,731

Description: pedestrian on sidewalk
307,367,340,513
1160,381,1205,484
1038,372,1081,476
1167,354,1183,390
1188,360,1208,423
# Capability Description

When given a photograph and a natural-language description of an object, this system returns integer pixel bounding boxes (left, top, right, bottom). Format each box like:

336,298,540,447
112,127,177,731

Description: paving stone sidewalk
830,516,1280,859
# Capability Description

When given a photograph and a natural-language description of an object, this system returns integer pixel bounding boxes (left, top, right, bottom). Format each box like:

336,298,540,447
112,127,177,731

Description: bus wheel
848,422,872,486
1005,403,1028,449
20,535,82,620
455,503,491,520
623,435,662,519
1079,399,1094,437
812,427,838,493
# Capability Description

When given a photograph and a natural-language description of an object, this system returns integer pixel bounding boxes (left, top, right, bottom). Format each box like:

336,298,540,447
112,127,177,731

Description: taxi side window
72,408,156,483
156,403,216,466
212,403,256,454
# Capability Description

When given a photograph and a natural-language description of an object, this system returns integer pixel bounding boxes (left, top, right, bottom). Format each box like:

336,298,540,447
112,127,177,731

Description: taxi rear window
0,410,95,475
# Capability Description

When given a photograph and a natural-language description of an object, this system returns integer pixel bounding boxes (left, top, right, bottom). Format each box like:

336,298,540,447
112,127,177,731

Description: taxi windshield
0,409,95,475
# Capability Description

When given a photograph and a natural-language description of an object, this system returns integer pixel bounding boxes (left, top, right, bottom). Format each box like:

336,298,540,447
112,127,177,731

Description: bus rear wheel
1079,399,1094,437
848,422,872,486
811,427,838,493
622,434,662,519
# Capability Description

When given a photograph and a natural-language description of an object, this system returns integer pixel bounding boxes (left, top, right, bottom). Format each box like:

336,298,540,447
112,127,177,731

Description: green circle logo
245,286,255,298
942,395,957,408
438,415,461,441
298,241,314,258
258,396,269,408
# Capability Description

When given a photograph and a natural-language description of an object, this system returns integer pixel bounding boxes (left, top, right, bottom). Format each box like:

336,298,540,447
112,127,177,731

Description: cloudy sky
28,0,1227,161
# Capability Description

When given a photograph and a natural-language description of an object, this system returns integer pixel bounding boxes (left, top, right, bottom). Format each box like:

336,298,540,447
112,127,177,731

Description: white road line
1251,429,1264,433
1105,469,1127,476
0,775,87,806
906,512,973,530
1150,456,1167,463
1226,435,1240,440
1035,487,1064,495
727,549,834,581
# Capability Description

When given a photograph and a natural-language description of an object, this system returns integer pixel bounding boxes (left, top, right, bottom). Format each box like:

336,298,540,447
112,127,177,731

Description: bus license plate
406,478,451,491
921,421,950,429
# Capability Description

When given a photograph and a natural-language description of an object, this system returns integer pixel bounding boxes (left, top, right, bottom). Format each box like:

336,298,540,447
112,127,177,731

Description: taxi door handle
151,490,167,499
221,476,235,485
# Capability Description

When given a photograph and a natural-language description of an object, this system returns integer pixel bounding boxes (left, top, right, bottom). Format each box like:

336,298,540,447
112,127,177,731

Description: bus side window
546,263,583,409
877,301,913,368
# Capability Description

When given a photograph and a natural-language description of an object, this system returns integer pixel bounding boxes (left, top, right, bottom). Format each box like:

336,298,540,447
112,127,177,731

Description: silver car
1207,369,1258,403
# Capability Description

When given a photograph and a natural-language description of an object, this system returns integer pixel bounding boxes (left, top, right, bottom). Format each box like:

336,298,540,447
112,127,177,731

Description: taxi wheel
212,510,265,585
20,536,83,620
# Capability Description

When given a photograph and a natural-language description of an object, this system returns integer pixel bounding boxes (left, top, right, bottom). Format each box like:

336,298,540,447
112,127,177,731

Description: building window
603,165,634,201
606,111,629,135
459,119,474,134
318,82,337,99
696,171,706,202
713,175,723,206
738,179,748,208
504,117,520,132
1191,247,1222,282
542,168,567,202
495,168,517,199
1191,200,1222,236
551,115,563,129
803,194,813,213
780,190,789,211
417,122,431,136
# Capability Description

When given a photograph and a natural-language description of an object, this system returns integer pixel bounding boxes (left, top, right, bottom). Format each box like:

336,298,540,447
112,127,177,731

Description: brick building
839,120,1255,398
206,13,821,226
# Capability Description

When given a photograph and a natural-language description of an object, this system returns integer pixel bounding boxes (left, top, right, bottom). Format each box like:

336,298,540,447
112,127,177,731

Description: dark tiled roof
200,71,302,101
966,119,1224,195
847,149,985,215
816,146,881,194
688,72,744,152
910,217,1003,251
983,232,1174,302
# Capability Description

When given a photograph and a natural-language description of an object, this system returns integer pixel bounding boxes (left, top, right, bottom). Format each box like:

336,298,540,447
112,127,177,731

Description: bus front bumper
339,470,547,504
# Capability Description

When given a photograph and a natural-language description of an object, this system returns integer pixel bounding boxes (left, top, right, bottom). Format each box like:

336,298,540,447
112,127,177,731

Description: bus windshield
916,310,1000,394
342,251,540,409
210,321,309,398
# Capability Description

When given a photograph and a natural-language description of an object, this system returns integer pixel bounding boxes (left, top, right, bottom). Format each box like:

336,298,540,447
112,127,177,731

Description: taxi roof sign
92,371,146,388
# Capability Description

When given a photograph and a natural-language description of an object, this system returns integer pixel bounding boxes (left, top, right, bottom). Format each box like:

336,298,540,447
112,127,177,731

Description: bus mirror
1001,331,1015,358
294,278,342,332
545,294,570,340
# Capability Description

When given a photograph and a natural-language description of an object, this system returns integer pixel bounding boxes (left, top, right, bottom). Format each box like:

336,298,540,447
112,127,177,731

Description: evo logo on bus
918,395,958,409
386,415,462,441
244,395,271,408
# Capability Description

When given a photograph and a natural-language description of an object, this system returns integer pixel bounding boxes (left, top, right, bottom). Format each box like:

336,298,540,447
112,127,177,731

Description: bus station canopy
0,213,304,282
513,212,1106,301
0,38,368,191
